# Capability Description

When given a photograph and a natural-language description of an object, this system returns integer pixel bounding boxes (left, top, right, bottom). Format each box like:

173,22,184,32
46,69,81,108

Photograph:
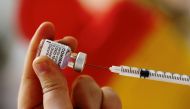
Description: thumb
33,56,73,109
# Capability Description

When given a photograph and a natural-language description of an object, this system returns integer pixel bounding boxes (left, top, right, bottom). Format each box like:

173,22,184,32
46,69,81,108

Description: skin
18,22,122,109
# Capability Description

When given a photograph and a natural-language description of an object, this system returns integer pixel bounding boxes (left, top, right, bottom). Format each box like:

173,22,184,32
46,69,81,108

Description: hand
18,22,122,109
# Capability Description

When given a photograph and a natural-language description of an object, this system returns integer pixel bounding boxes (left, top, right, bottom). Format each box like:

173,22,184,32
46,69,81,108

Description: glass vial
36,39,87,72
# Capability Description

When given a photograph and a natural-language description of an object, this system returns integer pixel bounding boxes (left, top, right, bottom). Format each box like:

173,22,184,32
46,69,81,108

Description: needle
86,64,109,70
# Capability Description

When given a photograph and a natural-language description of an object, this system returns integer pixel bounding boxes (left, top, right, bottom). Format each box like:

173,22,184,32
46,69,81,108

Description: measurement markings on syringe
120,66,141,78
120,66,190,83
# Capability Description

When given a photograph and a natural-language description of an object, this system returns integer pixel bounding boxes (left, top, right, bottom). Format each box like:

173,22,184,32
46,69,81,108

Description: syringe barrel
110,66,190,86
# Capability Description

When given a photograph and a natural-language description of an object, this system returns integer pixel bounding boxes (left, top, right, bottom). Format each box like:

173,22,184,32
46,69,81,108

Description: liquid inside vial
37,39,87,72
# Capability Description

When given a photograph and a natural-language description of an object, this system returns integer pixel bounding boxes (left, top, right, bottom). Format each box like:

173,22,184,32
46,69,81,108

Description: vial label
38,39,71,69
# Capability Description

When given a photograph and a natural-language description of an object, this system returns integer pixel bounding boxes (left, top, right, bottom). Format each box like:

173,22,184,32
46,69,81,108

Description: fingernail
34,61,50,73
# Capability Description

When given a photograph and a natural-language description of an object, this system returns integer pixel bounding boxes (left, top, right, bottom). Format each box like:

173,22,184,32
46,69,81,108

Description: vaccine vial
36,39,87,72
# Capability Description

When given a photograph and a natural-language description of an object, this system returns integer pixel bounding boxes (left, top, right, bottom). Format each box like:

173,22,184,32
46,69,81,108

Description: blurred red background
18,0,155,87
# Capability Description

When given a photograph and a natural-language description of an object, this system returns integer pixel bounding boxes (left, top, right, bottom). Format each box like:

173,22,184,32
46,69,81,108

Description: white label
39,39,71,69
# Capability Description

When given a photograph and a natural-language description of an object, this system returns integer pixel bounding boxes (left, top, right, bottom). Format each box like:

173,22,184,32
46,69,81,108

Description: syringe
37,39,190,86
109,65,190,86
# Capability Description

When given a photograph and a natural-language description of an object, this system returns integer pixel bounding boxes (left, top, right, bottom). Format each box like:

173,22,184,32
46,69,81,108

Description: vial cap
74,52,87,72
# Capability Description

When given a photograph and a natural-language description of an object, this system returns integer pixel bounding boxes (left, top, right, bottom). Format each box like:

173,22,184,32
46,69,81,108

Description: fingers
18,22,55,109
101,87,122,109
71,75,102,109
33,56,73,109
71,75,122,109
23,22,55,78
56,36,78,51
